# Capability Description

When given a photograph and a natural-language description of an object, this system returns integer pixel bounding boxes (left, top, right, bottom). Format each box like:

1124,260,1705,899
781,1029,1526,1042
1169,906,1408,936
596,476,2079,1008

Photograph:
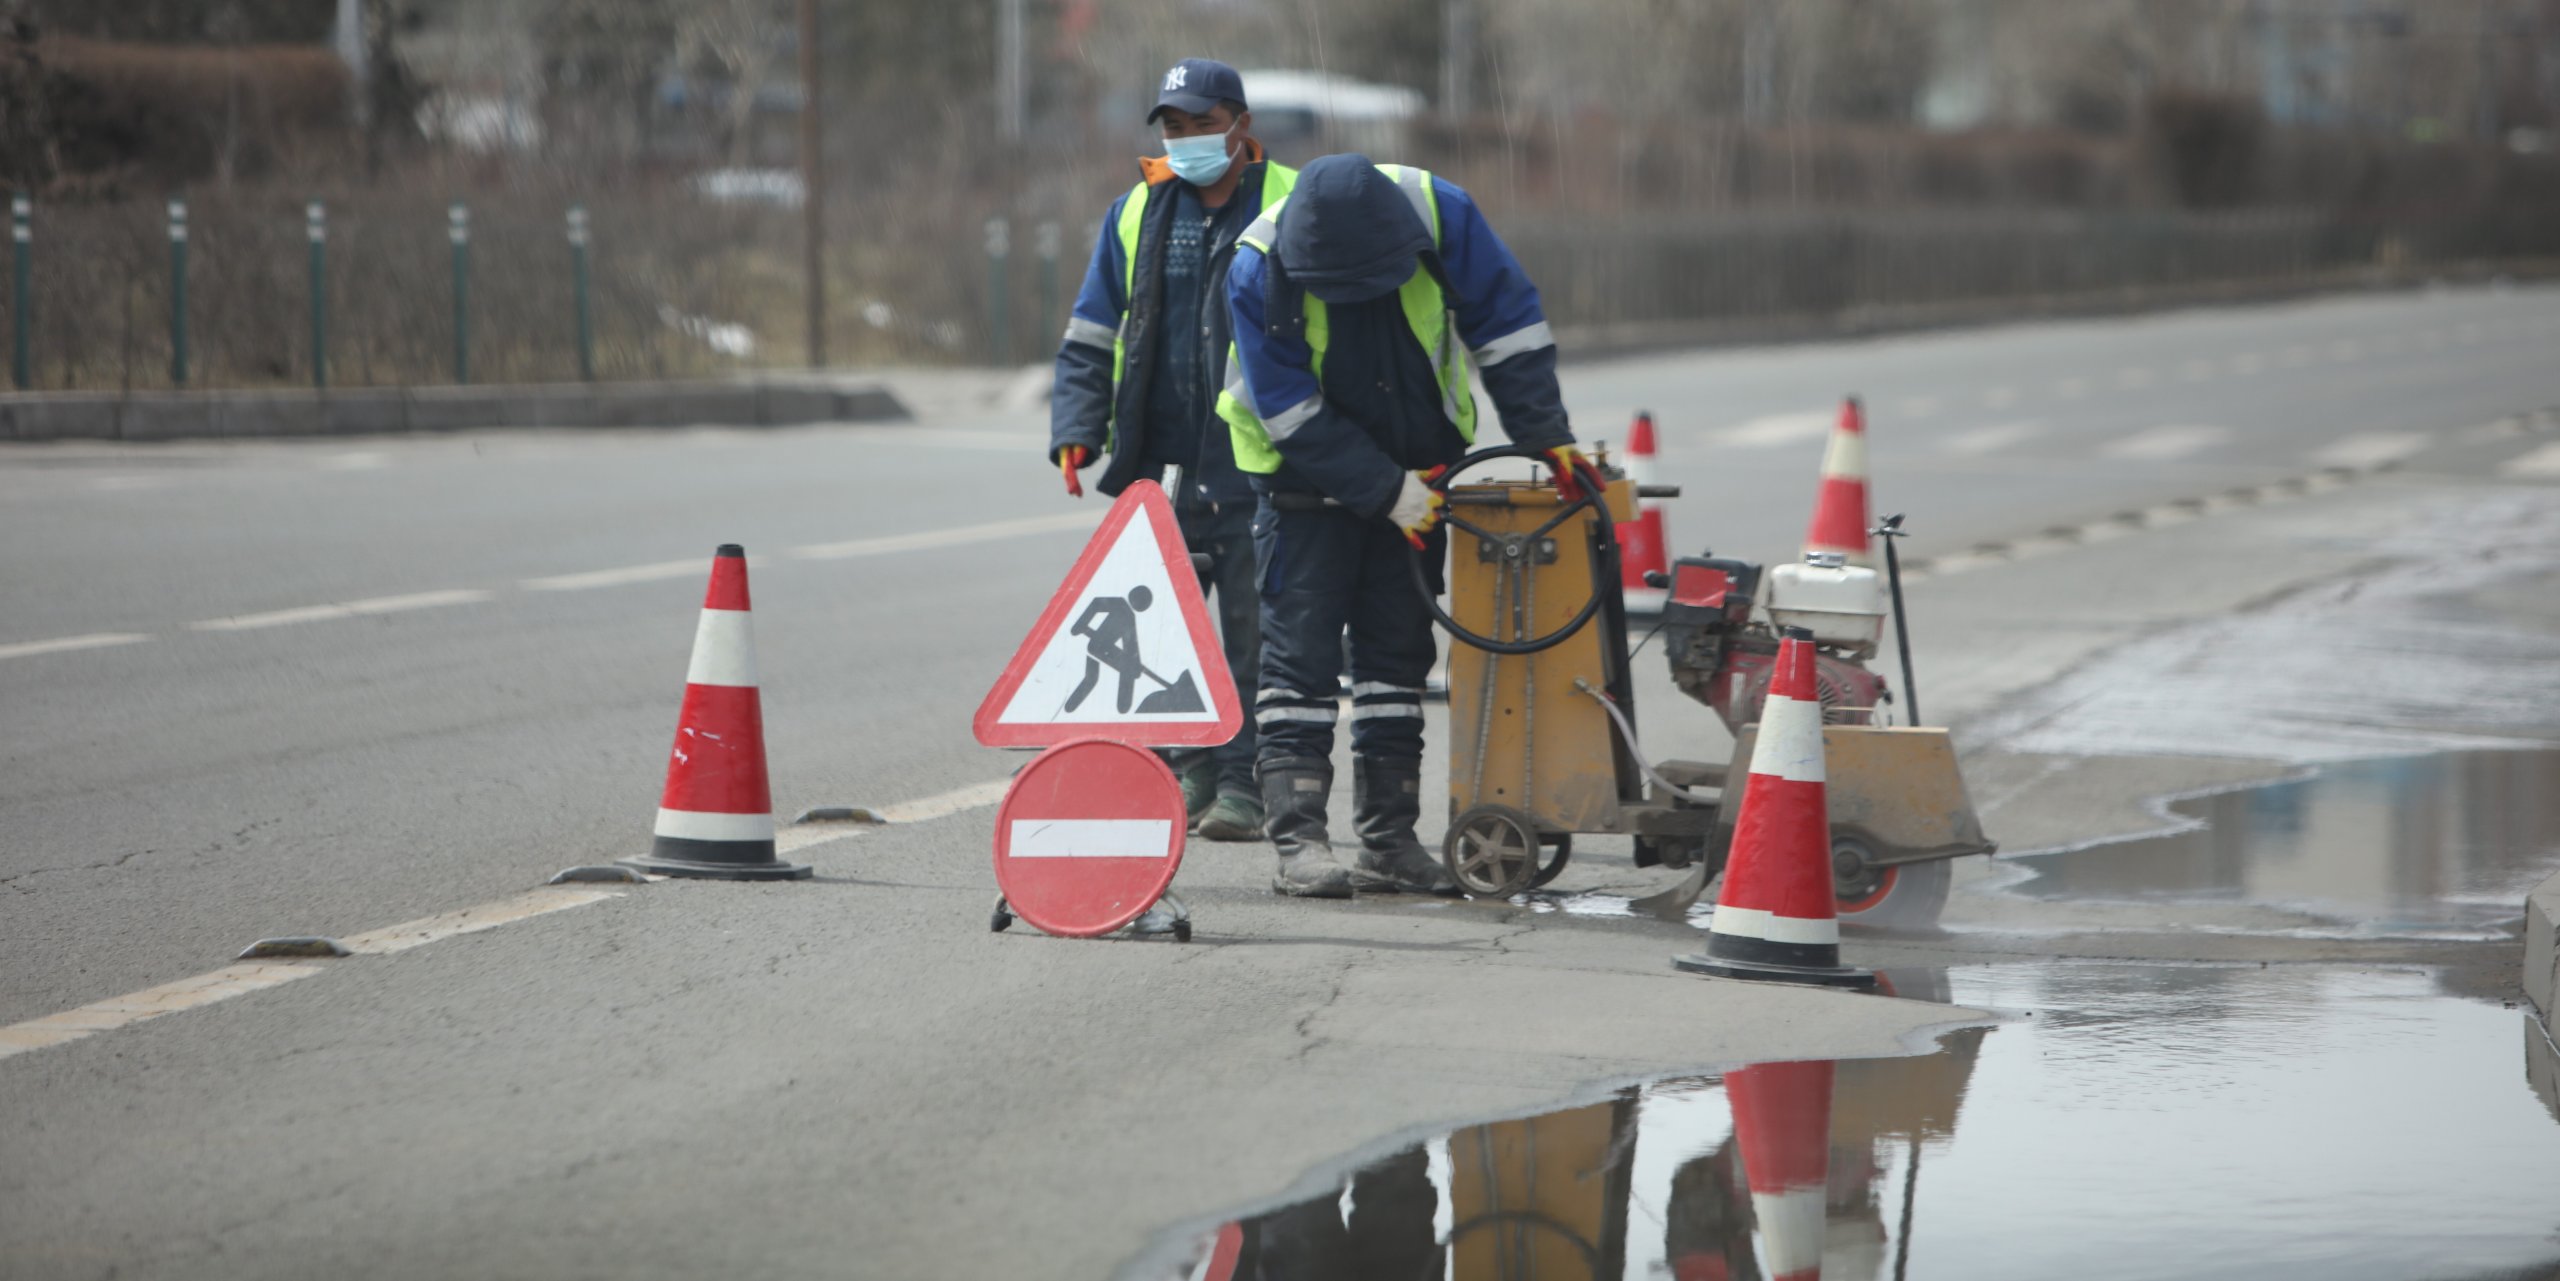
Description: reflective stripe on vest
1217,164,1478,476
1103,164,1298,449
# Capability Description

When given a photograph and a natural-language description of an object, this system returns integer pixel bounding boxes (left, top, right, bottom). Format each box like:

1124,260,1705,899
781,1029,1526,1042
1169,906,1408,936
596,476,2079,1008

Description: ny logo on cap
1163,65,1188,92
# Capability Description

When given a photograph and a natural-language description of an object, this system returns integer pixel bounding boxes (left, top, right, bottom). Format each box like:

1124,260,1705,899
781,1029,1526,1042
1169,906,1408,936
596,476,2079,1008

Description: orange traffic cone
619,544,810,881
1675,626,1871,987
1726,1059,1836,1281
1802,397,1873,568
1619,410,1670,614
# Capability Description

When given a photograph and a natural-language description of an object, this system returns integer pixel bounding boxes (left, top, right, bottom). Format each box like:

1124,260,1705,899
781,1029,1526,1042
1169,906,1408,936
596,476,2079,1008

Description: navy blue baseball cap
1149,59,1246,121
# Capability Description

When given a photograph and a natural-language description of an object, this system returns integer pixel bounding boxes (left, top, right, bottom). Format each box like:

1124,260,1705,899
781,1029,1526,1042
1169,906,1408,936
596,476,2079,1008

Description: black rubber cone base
618,854,811,881
1672,950,1875,989
618,836,810,881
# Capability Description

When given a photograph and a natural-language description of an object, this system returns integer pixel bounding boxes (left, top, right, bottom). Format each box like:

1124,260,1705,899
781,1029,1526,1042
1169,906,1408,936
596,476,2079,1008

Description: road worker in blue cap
1218,153,1594,898
1049,59,1298,845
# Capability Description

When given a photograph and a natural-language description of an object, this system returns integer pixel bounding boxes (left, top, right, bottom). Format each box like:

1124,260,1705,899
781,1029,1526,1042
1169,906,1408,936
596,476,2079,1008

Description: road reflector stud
547,865,648,885
237,936,351,959
790,805,886,825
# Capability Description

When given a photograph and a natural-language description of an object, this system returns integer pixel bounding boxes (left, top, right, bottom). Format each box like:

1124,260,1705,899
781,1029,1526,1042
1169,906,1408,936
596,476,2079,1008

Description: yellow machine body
1443,477,1641,831
1447,1096,1637,1279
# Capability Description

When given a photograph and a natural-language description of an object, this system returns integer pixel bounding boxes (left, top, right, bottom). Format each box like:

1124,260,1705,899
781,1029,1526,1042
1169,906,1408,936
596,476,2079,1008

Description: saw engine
1655,553,1893,729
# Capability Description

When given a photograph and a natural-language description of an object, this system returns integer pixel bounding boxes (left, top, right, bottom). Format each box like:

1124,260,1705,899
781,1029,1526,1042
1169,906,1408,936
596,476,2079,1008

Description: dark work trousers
1251,501,1440,766
1171,500,1262,797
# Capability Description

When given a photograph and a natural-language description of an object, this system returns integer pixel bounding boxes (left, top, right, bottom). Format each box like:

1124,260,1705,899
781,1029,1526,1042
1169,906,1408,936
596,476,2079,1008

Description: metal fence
6,189,2557,393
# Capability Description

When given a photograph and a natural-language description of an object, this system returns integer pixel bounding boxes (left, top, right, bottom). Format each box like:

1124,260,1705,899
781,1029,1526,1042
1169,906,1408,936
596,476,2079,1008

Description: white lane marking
1707,410,1833,449
339,887,619,955
2114,366,2155,389
2499,442,2560,479
523,558,708,591
2280,344,2316,366
791,510,1099,560
187,589,494,632
2052,376,2089,399
2100,425,2230,461
2311,432,2430,469
775,778,1015,854
2228,352,2265,375
0,766,1020,1064
1007,819,1174,858
2328,339,2362,361
1939,421,2044,456
318,451,389,471
1981,386,2019,409
0,962,328,1061
0,632,152,662
90,475,174,493
2177,358,2215,382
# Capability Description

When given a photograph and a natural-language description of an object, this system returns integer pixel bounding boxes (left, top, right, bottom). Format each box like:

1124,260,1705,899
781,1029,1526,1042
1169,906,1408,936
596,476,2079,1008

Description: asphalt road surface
4,282,2559,1279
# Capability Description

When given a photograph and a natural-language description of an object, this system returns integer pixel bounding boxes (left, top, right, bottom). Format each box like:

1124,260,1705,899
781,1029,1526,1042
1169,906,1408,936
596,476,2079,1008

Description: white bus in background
1235,69,1424,163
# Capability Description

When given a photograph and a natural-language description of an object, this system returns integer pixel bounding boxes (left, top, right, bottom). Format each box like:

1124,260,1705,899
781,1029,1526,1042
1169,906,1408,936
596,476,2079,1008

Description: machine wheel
1444,804,1544,899
1172,919,1192,943
1529,833,1574,888
1832,832,1952,928
990,897,1014,933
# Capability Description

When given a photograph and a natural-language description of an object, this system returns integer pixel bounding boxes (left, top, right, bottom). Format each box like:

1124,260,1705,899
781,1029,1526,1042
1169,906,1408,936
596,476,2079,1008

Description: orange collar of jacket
1138,137,1267,187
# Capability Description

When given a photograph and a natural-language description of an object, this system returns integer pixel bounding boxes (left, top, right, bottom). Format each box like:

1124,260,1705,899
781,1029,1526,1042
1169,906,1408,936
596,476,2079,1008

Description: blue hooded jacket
1225,155,1573,518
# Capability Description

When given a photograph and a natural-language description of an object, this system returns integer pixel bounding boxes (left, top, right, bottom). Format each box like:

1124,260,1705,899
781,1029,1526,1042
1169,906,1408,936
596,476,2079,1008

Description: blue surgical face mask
1163,127,1238,186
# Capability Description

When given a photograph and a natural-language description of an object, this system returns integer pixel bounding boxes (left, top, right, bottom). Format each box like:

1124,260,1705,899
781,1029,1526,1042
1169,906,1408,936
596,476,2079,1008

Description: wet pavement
1138,750,2560,1281
1144,963,2560,1281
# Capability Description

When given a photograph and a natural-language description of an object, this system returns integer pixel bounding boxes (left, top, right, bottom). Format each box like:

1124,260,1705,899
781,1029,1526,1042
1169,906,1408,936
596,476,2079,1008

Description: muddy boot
1170,751,1219,830
1261,758,1354,899
1195,788,1266,842
1350,756,1458,895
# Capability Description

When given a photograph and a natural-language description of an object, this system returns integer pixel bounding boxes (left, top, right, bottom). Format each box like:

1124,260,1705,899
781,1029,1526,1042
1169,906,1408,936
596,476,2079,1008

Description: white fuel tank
1763,556,1885,657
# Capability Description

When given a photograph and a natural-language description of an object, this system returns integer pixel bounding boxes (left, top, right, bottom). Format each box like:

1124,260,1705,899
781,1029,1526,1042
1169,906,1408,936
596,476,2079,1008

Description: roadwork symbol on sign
992,738,1186,938
973,479,1242,748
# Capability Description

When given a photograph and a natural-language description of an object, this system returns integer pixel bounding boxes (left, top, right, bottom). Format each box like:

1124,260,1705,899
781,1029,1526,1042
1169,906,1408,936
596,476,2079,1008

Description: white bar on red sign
1008,819,1174,858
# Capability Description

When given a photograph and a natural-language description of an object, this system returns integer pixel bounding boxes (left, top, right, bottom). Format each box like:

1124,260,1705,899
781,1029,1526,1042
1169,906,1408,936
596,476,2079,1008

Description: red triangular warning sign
973,480,1243,749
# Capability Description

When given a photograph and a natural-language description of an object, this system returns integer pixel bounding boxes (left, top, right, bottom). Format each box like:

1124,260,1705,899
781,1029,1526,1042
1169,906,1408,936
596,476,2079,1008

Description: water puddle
1140,964,2560,1281
2008,749,2560,939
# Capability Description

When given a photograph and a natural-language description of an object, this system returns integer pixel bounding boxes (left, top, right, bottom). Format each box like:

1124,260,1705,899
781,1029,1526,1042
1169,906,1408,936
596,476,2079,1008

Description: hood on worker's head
1278,154,1430,304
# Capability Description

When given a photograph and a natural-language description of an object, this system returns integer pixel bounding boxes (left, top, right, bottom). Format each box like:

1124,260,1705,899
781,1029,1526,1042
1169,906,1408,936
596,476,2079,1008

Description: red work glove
1058,444,1092,497
1543,444,1604,503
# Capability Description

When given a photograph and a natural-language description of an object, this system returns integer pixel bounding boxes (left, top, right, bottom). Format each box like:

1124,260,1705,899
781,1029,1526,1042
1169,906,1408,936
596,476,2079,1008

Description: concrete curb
1553,257,2560,364
0,379,909,443
2528,871,2559,1022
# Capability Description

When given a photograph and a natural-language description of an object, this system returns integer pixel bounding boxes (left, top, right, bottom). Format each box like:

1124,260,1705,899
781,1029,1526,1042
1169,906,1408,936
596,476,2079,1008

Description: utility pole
1441,0,1473,118
799,0,825,369
997,0,1026,143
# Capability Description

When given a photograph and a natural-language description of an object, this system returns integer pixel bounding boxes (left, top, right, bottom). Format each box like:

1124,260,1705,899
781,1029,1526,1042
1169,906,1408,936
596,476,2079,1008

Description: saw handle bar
1416,444,1618,656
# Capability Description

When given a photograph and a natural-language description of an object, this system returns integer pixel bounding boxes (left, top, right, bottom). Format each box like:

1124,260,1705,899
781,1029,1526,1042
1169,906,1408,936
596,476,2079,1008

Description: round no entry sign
993,738,1186,937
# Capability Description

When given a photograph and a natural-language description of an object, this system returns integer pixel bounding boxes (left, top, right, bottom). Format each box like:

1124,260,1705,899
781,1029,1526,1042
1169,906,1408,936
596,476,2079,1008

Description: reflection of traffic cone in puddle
619,545,811,881
1803,397,1873,568
1674,627,1872,987
1619,410,1670,614
1726,1059,1837,1281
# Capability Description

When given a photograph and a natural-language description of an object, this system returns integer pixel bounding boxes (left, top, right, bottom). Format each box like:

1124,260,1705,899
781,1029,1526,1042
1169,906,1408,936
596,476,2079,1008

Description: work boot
1170,752,1219,829
1261,758,1354,899
1195,788,1266,842
1350,756,1458,895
